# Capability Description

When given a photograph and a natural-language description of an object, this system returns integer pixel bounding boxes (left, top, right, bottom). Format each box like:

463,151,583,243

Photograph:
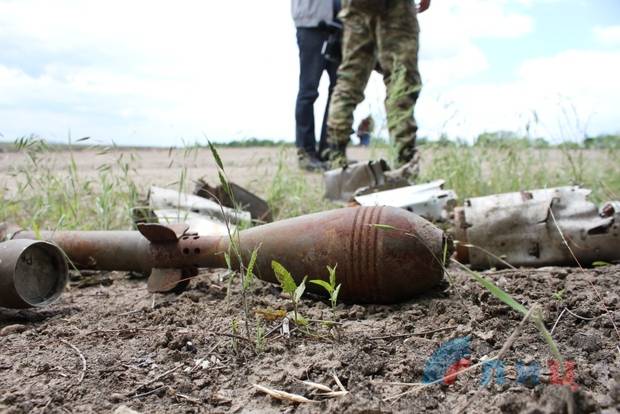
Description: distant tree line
1,132,618,152
412,131,620,150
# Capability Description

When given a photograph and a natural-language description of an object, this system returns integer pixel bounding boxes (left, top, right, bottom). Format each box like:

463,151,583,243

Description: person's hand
417,0,431,13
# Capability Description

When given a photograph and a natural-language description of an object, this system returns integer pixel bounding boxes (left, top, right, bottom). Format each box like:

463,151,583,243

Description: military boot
297,149,327,172
322,142,350,169
385,150,420,183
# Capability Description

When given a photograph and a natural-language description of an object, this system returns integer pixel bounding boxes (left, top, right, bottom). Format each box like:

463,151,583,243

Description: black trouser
295,27,339,159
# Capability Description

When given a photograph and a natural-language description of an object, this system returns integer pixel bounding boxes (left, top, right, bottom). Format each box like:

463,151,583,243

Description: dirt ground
1,263,618,413
0,147,619,413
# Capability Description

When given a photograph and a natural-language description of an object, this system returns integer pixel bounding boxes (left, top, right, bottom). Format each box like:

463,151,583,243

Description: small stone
553,269,568,279
0,324,27,336
109,393,125,403
113,405,141,414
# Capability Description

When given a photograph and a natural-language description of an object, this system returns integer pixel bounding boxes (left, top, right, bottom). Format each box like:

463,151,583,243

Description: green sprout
310,265,342,311
271,260,307,325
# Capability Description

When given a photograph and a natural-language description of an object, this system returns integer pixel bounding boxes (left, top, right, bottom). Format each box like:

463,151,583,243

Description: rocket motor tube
11,230,227,272
0,239,68,309
14,206,449,303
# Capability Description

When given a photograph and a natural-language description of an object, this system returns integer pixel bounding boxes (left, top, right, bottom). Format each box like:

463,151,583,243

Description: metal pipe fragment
13,206,450,304
0,239,68,309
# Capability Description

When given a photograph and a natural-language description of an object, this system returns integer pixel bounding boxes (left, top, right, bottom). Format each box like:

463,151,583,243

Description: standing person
325,0,430,179
292,0,342,171
356,114,374,146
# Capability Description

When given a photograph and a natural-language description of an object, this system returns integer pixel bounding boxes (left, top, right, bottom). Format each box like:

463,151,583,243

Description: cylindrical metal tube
13,231,225,271
0,239,68,309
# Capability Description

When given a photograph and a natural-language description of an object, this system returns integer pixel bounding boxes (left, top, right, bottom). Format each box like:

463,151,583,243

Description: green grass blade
453,260,528,315
371,224,397,231
208,140,224,170
533,311,564,364
243,246,260,290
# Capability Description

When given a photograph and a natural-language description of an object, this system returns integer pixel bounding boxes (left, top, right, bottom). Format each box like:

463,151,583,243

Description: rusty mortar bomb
12,206,451,304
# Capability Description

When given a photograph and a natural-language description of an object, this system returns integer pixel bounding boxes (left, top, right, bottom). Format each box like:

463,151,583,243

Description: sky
0,0,619,146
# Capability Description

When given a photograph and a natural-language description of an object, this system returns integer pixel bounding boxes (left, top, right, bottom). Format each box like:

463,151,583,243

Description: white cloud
0,0,617,146
421,0,533,41
0,0,303,143
594,25,620,46
417,48,620,142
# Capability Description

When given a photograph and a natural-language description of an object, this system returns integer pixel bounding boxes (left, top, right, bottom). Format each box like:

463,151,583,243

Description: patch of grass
265,147,336,219
2,136,140,230
3,135,617,232
418,142,620,204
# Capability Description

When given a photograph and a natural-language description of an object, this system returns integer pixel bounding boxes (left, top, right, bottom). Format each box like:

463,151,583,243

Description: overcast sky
0,0,619,146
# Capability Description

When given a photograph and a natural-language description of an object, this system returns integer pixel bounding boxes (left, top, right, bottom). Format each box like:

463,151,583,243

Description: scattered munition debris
194,178,272,223
454,186,620,269
149,186,251,225
324,160,408,203
355,179,457,222
0,239,68,309
132,186,253,236
13,206,450,304
142,208,232,236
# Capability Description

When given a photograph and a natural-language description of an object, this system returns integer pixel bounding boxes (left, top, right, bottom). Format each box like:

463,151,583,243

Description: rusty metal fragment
0,239,68,309
13,207,450,304
194,178,273,223
454,186,620,269
138,223,189,243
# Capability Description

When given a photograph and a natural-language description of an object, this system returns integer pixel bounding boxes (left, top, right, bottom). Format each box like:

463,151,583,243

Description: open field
1,142,618,228
0,143,619,413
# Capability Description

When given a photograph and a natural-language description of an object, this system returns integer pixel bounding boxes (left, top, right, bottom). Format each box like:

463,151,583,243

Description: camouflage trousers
327,0,422,165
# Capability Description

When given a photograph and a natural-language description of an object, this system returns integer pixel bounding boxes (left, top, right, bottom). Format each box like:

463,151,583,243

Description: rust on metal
194,178,273,223
138,223,189,243
13,207,449,304
0,239,68,309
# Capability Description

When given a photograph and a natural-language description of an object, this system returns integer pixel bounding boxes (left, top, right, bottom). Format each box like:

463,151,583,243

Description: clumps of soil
1,265,618,413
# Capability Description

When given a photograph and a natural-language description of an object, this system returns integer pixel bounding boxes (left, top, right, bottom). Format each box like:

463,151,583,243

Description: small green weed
552,289,565,302
271,260,307,325
255,320,266,353
310,265,341,311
